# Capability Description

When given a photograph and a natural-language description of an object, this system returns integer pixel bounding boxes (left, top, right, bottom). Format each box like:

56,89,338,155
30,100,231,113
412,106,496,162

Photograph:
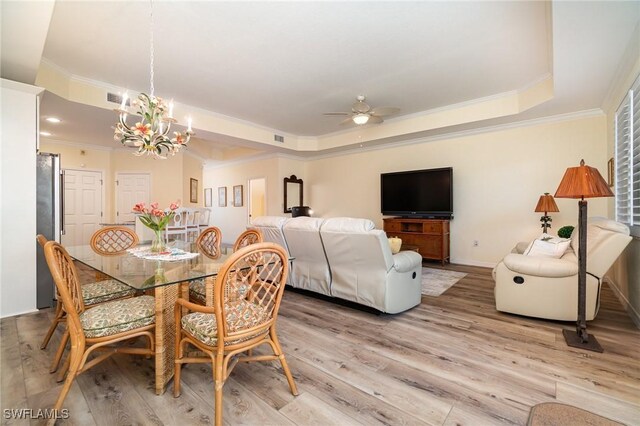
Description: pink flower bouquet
133,201,180,251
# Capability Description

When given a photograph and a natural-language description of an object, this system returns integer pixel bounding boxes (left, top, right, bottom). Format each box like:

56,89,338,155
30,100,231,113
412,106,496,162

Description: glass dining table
66,241,233,395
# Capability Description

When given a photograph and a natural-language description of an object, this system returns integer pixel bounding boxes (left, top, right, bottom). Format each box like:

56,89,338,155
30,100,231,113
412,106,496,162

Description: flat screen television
381,167,453,218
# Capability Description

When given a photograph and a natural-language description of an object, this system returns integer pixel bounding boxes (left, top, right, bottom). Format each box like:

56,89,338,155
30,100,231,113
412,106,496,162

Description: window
614,75,640,236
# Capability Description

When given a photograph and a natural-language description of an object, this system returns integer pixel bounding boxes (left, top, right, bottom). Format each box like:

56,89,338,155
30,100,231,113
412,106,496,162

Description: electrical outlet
473,240,479,247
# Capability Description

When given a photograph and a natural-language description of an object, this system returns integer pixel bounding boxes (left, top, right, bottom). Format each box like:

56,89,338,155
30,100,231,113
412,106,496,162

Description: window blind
614,74,640,234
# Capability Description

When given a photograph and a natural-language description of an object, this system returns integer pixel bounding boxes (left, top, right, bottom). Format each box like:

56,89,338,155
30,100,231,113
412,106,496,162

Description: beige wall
203,115,608,267
604,50,640,326
111,150,184,210
182,153,204,208
203,156,307,244
306,115,608,266
39,141,201,219
40,140,114,221
250,178,266,218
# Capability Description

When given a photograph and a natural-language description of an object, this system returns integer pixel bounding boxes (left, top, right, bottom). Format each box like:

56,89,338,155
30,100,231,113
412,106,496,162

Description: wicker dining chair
38,230,136,376
43,241,155,420
189,226,223,305
90,225,139,256
174,243,298,426
232,229,263,252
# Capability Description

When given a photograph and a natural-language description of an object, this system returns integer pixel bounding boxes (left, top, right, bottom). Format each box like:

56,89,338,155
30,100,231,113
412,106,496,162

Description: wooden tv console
383,217,450,265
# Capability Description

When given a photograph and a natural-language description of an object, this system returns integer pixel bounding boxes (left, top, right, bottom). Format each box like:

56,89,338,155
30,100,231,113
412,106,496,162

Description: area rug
527,402,623,426
421,267,466,296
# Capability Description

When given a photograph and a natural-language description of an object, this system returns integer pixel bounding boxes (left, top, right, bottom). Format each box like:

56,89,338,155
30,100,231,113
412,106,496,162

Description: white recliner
250,216,290,252
282,217,332,296
320,217,423,314
250,215,423,313
493,217,632,321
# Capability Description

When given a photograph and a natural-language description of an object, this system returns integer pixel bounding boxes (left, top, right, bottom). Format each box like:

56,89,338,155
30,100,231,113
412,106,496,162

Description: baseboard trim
450,258,497,269
604,277,640,329
0,308,39,319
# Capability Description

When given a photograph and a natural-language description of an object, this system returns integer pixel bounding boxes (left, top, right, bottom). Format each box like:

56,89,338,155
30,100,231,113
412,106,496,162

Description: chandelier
113,1,193,159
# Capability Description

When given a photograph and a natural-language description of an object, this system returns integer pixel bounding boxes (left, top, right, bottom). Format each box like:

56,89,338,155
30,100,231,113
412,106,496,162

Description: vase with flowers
133,201,180,252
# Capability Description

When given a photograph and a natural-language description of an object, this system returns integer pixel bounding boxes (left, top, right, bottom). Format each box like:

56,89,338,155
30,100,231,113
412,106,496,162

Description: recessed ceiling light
40,131,51,137
45,117,61,123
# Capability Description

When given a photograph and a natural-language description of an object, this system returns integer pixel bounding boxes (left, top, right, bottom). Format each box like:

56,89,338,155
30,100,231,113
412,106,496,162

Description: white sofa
493,217,632,321
250,216,423,314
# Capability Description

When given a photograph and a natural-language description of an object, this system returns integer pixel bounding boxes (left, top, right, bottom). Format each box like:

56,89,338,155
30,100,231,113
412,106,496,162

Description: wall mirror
283,175,303,213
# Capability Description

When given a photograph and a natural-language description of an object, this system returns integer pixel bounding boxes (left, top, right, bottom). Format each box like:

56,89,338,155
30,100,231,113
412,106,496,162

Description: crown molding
305,108,604,162
203,151,304,170
40,58,299,142
319,74,553,141
46,107,603,169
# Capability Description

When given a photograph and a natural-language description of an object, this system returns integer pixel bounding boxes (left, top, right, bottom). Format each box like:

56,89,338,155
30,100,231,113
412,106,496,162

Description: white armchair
493,217,632,321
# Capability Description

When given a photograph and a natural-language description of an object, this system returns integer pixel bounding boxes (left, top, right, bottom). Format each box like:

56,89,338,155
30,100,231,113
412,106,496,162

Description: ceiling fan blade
370,107,400,117
339,116,355,125
323,112,350,116
368,115,384,124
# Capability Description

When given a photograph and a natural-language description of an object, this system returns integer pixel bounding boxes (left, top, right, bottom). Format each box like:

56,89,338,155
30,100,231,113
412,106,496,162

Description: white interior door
116,173,150,222
61,169,103,247
248,177,266,224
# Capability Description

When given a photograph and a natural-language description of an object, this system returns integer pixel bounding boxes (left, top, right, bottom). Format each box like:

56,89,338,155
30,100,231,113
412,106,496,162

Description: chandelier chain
113,0,193,159
149,0,155,97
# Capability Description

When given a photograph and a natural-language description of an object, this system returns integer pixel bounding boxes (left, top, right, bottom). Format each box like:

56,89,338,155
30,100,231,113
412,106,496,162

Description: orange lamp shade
535,193,559,213
555,159,614,199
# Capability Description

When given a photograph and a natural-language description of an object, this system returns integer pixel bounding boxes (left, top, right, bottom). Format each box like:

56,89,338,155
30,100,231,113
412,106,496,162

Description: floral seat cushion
80,295,155,338
82,279,136,306
181,299,269,346
189,279,207,304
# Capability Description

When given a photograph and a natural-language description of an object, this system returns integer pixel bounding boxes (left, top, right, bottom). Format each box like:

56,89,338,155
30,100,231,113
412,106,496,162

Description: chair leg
174,337,184,398
41,303,63,350
50,329,69,373
214,355,224,426
56,353,71,383
271,331,298,396
50,346,83,425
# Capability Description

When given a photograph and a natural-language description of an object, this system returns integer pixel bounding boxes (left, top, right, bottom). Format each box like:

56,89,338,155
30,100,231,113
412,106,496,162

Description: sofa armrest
502,253,578,278
392,251,422,273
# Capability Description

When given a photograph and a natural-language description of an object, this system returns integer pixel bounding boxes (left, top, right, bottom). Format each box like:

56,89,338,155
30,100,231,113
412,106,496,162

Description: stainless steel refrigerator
36,152,63,309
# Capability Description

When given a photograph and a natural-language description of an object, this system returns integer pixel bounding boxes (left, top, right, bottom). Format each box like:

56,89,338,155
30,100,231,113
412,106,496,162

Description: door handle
60,169,66,235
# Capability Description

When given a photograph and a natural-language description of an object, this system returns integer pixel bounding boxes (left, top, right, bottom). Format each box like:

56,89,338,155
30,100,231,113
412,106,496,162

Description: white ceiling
4,1,639,157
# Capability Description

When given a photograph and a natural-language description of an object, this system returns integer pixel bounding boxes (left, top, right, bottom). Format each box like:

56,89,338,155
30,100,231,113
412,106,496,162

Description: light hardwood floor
2,263,639,425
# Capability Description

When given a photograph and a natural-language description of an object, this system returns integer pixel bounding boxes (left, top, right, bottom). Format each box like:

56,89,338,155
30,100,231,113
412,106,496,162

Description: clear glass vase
150,228,168,253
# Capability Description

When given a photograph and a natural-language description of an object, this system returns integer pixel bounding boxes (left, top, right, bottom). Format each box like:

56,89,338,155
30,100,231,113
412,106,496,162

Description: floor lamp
554,159,613,352
534,193,559,234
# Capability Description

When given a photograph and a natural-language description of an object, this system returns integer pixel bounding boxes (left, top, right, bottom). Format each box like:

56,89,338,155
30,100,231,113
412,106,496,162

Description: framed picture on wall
233,185,244,207
218,187,227,207
204,188,212,207
190,178,198,203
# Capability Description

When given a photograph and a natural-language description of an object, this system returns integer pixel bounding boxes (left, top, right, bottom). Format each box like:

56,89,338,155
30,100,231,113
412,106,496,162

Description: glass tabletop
66,241,233,290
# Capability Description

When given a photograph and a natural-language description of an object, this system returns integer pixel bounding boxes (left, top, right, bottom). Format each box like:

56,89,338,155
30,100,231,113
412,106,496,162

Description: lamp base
562,329,603,353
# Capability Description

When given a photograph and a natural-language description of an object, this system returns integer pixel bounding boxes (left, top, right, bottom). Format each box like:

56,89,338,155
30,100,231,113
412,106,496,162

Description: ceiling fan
324,95,400,125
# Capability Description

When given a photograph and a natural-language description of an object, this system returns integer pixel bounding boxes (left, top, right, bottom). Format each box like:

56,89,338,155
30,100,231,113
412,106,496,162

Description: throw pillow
524,236,571,259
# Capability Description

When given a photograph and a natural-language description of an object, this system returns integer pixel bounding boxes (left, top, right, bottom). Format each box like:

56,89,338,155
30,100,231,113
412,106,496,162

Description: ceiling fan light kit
323,95,399,127
353,113,370,125
113,0,193,160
